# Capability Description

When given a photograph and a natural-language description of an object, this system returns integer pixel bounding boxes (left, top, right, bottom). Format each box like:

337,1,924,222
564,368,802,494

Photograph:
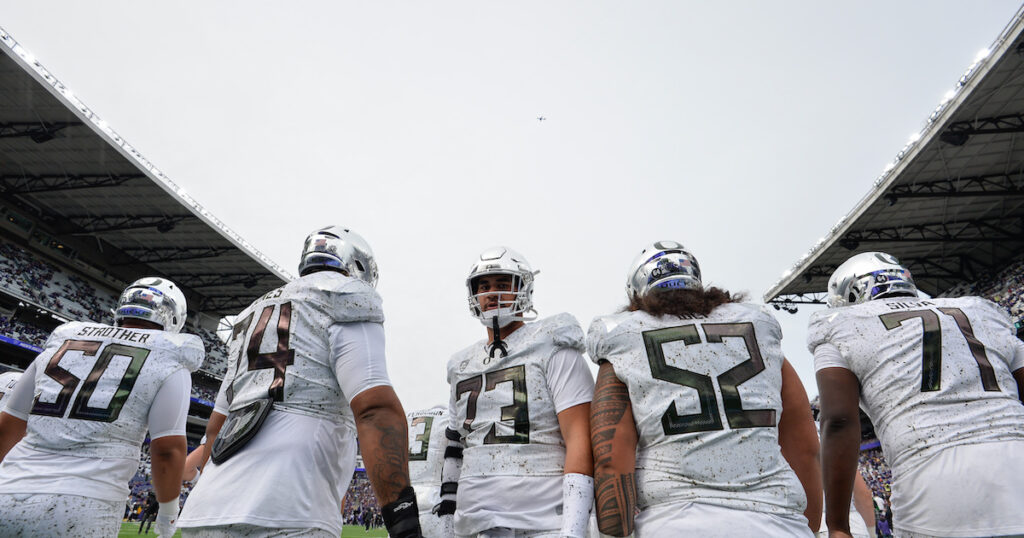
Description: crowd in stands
0,241,119,323
0,315,48,347
191,382,219,404
126,441,197,522
941,254,1024,323
342,472,384,530
192,325,229,377
859,447,894,537
0,238,233,381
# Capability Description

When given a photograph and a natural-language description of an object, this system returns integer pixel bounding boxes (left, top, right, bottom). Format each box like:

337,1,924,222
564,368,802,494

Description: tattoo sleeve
591,362,638,537
357,405,412,506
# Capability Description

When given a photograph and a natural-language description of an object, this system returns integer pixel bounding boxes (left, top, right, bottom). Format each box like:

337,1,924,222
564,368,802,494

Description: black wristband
432,499,457,516
382,486,422,538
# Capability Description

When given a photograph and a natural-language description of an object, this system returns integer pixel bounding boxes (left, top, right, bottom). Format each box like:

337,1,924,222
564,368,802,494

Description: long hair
626,286,747,318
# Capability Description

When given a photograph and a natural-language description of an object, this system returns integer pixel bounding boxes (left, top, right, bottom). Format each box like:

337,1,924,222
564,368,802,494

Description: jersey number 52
643,322,775,436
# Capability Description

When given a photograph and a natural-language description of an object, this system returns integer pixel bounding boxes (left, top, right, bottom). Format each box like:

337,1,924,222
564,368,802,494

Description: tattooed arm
351,385,411,505
591,362,638,537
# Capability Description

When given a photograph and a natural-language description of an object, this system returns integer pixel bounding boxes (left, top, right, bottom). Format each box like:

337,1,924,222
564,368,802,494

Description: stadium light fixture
839,238,860,251
939,131,970,146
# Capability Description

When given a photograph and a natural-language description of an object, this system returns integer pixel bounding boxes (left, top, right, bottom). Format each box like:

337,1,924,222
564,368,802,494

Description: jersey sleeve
546,348,595,413
147,368,192,439
329,321,392,402
813,342,852,372
1,361,36,420
1010,338,1024,373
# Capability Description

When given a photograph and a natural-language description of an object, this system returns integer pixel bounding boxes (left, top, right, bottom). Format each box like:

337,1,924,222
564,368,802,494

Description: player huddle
0,226,1022,538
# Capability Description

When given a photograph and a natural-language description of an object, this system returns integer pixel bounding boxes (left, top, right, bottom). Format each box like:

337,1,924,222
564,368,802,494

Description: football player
407,404,452,537
177,225,422,538
0,277,203,537
0,369,21,407
587,241,821,537
439,246,595,537
812,252,1024,537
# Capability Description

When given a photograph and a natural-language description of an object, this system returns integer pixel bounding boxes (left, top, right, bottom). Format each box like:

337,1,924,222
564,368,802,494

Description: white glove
156,500,179,537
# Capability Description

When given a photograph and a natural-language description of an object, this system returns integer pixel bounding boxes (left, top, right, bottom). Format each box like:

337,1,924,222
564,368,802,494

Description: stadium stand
940,253,1024,325
767,9,1024,537
0,21,298,521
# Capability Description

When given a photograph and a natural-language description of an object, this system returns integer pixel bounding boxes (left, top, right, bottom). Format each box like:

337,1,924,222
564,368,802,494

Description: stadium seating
940,254,1024,323
0,239,232,397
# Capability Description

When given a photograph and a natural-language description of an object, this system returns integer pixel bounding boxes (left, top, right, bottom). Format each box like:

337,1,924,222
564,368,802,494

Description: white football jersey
222,271,384,420
446,313,594,534
808,296,1024,474
588,303,807,518
408,404,447,489
179,271,386,536
0,371,21,408
408,405,448,536
0,321,203,502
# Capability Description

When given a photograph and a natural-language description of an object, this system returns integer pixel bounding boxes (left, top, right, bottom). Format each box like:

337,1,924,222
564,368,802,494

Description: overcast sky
2,1,1021,411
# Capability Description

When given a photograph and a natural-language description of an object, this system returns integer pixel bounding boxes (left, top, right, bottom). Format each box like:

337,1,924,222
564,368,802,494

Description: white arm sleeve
148,368,192,439
546,348,595,413
813,342,851,372
329,321,392,402
2,362,36,420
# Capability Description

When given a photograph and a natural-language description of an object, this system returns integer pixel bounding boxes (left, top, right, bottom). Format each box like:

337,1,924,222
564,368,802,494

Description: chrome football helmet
826,252,918,308
626,240,702,300
115,277,187,333
466,246,538,328
298,225,378,287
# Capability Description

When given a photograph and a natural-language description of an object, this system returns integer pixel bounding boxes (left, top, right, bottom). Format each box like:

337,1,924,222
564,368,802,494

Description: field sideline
118,522,388,537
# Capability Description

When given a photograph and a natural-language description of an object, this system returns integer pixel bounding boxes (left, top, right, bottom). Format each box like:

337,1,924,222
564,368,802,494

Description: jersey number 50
643,322,775,436
31,340,150,422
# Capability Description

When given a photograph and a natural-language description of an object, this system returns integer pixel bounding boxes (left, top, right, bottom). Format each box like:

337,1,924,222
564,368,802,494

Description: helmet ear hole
354,260,364,272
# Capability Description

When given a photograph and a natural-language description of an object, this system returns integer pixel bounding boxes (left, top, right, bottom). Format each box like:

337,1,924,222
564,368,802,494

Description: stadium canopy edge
765,6,1024,308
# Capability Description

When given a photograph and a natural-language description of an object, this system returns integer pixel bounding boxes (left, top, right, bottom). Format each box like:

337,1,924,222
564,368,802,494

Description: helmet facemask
468,273,533,329
465,246,538,328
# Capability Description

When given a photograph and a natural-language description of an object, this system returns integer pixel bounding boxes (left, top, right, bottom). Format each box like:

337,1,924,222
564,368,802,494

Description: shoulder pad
586,315,614,365
806,309,843,353
539,312,584,352
162,333,206,372
312,275,384,323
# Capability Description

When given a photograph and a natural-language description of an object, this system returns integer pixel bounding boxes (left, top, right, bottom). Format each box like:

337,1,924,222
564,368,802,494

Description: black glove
382,486,423,538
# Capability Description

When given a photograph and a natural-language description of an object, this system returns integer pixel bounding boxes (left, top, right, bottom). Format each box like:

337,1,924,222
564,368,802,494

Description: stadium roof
0,27,292,316
765,7,1024,306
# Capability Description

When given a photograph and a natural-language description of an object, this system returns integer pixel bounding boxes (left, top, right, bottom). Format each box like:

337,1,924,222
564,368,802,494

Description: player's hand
155,513,176,537
182,465,201,486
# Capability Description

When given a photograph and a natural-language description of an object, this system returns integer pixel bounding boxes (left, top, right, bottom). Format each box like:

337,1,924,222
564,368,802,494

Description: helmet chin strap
488,315,508,359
